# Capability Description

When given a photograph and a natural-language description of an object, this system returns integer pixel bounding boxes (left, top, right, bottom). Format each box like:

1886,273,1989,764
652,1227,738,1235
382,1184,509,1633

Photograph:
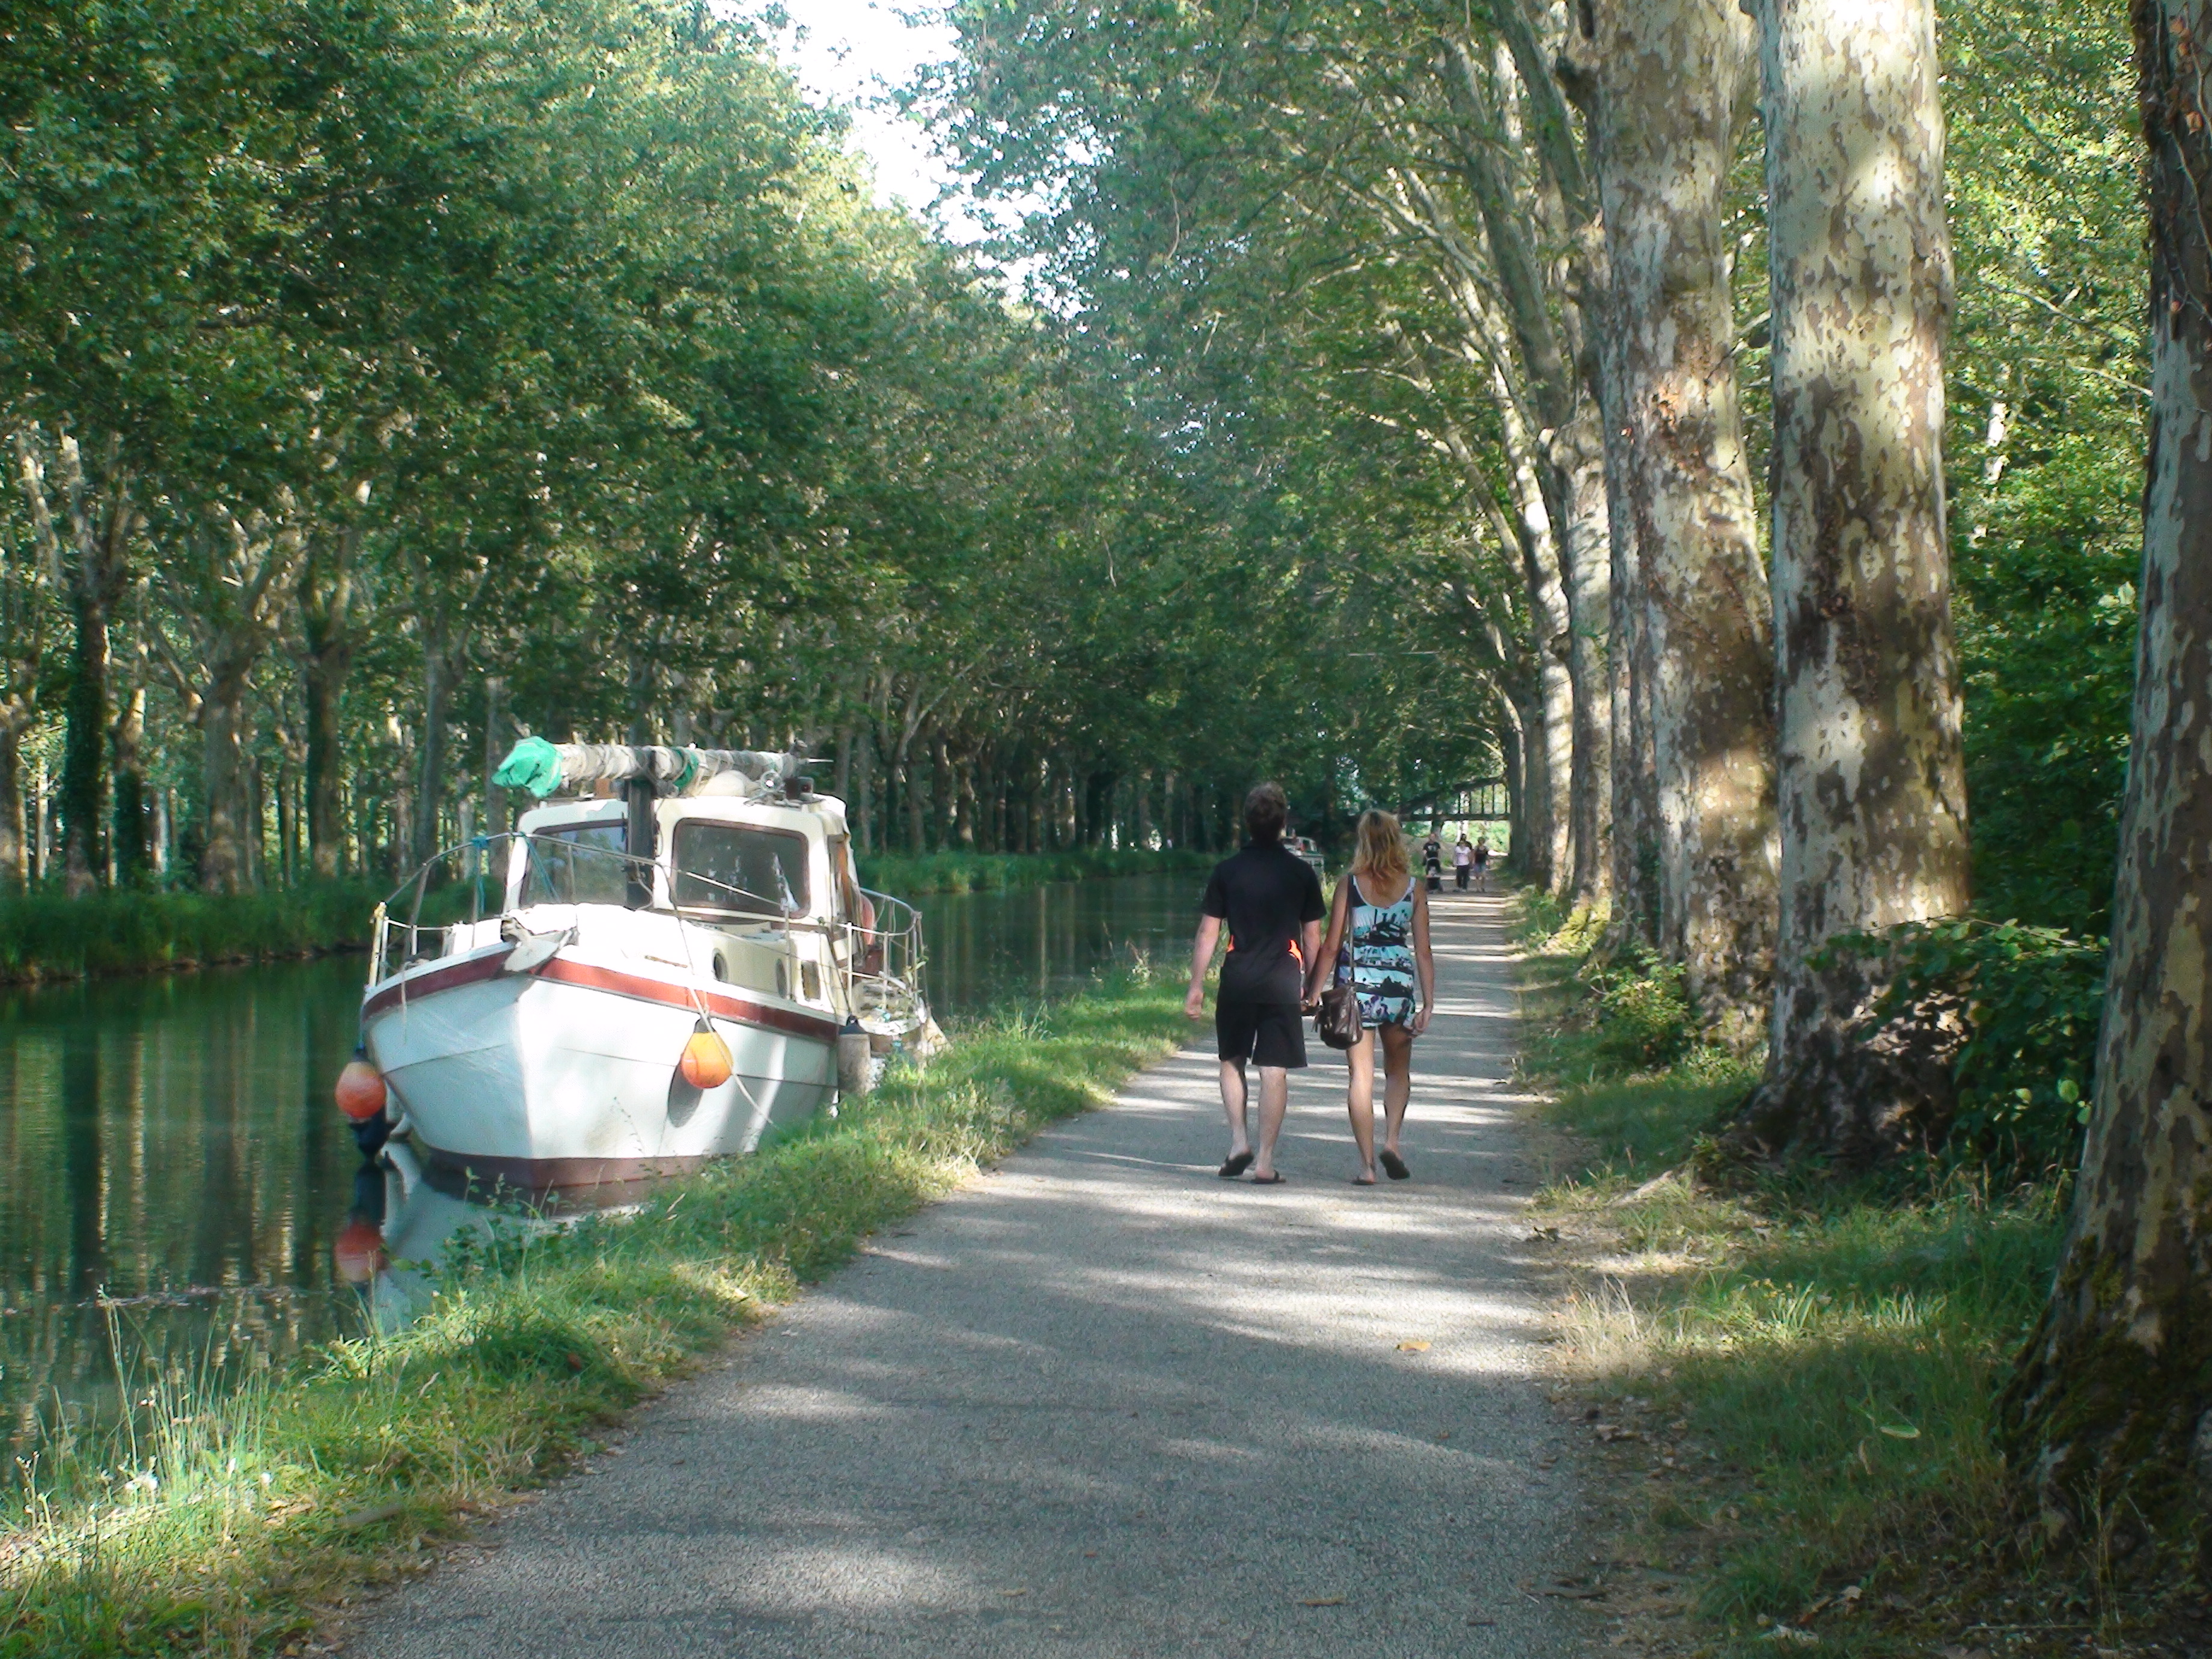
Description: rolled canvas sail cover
493,737,801,800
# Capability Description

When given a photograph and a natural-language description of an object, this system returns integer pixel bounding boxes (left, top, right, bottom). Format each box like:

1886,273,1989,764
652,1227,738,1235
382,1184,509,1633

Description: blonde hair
1349,808,1410,886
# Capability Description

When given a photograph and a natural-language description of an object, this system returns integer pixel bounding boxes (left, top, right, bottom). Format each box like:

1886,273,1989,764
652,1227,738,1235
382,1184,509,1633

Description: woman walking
1308,809,1435,1184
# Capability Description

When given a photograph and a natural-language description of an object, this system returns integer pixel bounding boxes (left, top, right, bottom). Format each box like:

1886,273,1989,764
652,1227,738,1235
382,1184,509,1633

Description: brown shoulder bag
1315,879,1363,1051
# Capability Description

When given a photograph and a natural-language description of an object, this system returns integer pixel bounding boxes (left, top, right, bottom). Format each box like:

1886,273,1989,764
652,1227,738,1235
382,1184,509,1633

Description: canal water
0,873,1205,1444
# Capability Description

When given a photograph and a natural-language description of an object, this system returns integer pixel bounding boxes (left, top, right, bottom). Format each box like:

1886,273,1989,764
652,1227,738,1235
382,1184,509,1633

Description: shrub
1579,945,1697,1070
1833,917,2107,1172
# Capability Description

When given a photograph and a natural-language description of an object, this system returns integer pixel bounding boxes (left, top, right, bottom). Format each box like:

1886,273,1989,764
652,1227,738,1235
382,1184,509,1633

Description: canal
0,872,1205,1443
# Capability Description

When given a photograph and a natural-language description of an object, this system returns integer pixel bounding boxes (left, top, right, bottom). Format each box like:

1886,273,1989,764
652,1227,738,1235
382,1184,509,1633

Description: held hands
1411,1003,1434,1036
1185,982,1206,1021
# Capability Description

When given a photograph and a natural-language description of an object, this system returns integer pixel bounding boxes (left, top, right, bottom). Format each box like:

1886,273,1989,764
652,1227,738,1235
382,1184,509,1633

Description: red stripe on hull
361,947,839,1041
416,1140,710,1200
537,956,839,1041
361,951,506,1019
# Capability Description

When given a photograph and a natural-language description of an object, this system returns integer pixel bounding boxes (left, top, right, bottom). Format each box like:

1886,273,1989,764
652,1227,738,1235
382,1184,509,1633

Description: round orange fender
680,1024,733,1089
335,1053,388,1121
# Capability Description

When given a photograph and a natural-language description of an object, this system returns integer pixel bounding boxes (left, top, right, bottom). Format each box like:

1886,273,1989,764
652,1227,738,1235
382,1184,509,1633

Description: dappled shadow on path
353,895,1587,1659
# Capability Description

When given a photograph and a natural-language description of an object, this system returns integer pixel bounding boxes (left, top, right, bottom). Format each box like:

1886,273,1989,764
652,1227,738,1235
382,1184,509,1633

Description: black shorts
1216,1000,1308,1069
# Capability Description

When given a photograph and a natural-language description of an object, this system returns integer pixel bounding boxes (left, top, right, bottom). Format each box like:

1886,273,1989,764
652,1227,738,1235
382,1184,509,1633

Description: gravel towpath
349,888,1589,1658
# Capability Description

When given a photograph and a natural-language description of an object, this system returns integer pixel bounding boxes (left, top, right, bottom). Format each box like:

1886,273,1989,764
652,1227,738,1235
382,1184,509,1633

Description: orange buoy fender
335,1052,388,1121
680,1024,733,1089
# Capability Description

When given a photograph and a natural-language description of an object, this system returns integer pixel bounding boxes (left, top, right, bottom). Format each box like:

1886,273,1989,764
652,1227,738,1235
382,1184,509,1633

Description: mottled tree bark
59,583,110,894
1737,0,1972,1158
16,434,135,896
1594,219,1660,948
1558,424,1615,908
1595,0,1777,1041
414,614,454,868
0,723,24,891
301,535,357,879
152,501,310,894
110,679,147,884
1999,0,2212,1542
1442,35,1609,900
198,669,255,894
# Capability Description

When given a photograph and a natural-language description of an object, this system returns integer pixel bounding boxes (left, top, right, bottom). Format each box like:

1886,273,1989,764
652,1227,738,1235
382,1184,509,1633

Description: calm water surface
0,873,1205,1437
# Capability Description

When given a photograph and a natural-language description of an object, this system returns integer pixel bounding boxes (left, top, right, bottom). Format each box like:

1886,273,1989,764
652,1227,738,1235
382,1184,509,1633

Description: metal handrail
367,831,927,1018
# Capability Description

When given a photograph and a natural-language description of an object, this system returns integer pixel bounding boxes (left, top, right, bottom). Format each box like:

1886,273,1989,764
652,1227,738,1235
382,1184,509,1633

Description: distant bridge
1395,779,1509,822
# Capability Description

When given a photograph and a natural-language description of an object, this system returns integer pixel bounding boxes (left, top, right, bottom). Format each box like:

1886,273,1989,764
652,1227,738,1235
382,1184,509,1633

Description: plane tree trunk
1735,0,1973,1159
1557,423,1614,908
1999,0,2212,1546
15,432,135,896
301,533,359,879
151,497,311,894
1595,0,1778,1042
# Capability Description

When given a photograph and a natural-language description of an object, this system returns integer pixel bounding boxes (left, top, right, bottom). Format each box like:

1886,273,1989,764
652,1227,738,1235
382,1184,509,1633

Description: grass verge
0,883,384,984
0,970,1189,1657
1511,891,2091,1655
858,847,1213,896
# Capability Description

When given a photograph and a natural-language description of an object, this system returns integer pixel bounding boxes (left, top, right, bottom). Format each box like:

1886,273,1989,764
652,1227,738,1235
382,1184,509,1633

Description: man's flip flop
1218,1152,1254,1179
1379,1149,1411,1181
1250,1172,1287,1185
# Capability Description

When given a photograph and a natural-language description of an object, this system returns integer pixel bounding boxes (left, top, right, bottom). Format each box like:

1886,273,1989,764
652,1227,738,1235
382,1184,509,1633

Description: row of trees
927,0,2200,1550
0,0,1503,903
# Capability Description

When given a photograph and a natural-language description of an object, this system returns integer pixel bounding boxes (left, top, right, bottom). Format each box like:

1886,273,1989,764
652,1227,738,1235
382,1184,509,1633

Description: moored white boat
351,741,938,1196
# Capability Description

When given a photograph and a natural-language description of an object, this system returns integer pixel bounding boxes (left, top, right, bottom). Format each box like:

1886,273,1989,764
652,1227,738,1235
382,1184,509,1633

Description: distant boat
353,741,940,1196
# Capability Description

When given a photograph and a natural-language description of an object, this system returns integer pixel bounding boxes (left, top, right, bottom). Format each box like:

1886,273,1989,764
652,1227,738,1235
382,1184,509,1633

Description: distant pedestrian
1309,809,1435,1185
1421,831,1444,893
1472,835,1491,893
1453,833,1474,890
1186,783,1325,1184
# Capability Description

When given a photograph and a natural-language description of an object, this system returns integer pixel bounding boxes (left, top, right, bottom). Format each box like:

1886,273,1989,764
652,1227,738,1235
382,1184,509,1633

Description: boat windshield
671,822,810,917
525,823,629,906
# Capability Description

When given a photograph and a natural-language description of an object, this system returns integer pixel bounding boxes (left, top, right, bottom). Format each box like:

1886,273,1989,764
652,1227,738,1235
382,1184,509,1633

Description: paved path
350,891,1586,1658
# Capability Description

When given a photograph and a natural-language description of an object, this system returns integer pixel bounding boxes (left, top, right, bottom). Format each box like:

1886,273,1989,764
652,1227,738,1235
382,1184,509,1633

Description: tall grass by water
0,883,383,983
1512,890,2075,1654
0,968,1189,1657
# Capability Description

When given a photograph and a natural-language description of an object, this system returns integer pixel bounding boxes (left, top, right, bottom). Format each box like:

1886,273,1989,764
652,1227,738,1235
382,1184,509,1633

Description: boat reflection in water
331,1137,640,1336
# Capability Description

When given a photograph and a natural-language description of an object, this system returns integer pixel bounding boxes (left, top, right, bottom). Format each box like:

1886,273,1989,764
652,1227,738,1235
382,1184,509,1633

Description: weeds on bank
0,970,1188,1658
1514,893,2073,1654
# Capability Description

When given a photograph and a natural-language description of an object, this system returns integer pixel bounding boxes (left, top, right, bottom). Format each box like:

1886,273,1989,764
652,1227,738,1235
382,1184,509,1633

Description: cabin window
671,823,810,917
525,823,629,906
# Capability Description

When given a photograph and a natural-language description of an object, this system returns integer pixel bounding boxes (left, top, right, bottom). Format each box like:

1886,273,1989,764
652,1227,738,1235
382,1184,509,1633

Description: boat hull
362,946,837,1194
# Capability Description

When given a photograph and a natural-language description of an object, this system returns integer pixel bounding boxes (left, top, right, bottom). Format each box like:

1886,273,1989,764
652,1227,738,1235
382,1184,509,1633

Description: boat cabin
499,788,877,1012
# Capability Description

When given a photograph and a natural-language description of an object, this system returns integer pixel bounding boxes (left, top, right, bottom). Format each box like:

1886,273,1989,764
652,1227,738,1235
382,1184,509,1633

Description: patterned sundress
1336,873,1418,1027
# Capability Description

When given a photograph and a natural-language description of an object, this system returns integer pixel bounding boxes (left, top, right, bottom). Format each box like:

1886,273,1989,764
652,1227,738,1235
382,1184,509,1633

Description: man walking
1185,783,1325,1184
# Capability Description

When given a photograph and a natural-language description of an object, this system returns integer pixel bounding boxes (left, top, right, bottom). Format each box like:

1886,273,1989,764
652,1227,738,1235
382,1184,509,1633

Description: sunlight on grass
1515,891,2069,1653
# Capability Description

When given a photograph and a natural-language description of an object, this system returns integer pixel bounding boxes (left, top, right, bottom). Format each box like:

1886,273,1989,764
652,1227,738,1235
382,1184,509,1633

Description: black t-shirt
1202,842,1326,1006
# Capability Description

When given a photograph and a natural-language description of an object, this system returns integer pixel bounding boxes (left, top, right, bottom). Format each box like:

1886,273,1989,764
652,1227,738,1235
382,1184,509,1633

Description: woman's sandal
1250,1172,1288,1185
1378,1149,1411,1181
1351,1173,1377,1186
